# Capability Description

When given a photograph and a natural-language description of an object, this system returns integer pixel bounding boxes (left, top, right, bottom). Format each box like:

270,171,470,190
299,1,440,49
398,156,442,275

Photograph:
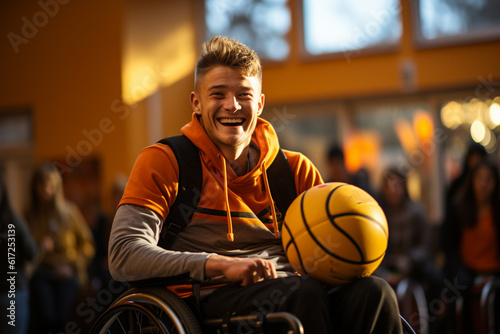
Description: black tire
90,287,202,334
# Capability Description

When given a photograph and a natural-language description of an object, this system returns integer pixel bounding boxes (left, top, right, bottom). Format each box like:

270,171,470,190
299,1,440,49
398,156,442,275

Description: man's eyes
210,92,253,98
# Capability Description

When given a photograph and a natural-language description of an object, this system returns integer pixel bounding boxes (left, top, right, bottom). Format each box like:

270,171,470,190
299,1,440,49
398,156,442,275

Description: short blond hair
194,35,262,89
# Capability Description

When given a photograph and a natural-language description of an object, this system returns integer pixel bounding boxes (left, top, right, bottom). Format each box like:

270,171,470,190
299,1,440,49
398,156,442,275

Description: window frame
411,0,500,49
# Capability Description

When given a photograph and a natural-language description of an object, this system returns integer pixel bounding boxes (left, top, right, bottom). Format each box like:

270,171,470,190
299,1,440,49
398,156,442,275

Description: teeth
219,118,244,124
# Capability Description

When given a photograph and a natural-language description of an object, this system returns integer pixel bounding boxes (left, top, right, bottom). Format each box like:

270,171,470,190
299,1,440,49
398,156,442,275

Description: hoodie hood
181,113,280,182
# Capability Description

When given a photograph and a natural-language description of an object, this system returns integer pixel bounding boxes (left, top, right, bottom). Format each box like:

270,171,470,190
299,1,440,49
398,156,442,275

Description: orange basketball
282,182,388,285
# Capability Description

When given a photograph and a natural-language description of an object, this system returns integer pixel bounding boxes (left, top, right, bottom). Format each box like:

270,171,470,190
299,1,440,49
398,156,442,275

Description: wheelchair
396,277,429,334
454,275,500,334
90,274,416,334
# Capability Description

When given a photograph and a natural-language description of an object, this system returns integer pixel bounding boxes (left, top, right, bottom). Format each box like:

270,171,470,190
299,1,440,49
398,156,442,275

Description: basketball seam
326,186,366,262
283,211,309,275
328,212,388,238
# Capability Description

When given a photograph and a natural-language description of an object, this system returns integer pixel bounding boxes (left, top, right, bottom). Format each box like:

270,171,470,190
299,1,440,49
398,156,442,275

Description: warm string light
440,97,500,152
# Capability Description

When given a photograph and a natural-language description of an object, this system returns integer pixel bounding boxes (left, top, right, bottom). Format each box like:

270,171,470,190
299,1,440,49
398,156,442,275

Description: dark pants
201,275,402,333
29,270,79,334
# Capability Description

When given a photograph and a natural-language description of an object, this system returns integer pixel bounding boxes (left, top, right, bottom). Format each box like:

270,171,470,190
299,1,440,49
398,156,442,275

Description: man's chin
219,128,246,140
219,135,251,149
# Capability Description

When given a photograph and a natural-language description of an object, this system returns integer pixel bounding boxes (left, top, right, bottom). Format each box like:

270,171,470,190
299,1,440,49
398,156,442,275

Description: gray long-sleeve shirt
108,204,294,283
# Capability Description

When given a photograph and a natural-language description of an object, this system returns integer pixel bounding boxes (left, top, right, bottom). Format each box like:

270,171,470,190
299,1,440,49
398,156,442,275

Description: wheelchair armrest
127,273,195,288
126,273,225,308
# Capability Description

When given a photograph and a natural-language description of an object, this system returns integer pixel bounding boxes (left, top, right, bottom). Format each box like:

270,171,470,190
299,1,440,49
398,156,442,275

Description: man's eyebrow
208,85,227,91
208,84,253,91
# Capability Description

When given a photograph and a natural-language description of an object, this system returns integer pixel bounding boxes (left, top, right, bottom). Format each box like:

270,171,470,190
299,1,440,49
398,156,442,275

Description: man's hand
205,255,278,286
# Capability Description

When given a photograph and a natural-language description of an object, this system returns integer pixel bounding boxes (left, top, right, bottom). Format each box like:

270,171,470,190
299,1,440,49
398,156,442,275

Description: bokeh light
440,101,463,129
490,102,500,126
470,120,486,143
413,110,434,143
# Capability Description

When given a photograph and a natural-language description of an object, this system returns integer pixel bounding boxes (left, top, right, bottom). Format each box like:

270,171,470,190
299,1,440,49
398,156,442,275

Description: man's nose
223,95,242,112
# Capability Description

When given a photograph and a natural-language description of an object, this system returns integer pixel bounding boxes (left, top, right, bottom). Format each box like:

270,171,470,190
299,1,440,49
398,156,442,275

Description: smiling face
190,66,265,155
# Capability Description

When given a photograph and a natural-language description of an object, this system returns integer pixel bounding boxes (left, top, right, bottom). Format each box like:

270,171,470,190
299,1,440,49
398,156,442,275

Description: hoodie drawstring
219,154,235,242
261,161,280,239
219,155,280,241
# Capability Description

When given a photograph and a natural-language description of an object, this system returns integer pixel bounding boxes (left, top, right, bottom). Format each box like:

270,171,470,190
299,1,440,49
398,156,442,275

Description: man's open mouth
218,118,245,126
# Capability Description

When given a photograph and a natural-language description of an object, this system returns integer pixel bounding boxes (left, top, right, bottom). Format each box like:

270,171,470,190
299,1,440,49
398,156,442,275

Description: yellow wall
0,0,124,212
121,0,199,155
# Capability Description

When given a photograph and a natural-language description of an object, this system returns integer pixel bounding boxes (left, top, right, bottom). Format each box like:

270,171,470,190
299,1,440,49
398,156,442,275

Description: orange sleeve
119,144,179,220
284,150,324,195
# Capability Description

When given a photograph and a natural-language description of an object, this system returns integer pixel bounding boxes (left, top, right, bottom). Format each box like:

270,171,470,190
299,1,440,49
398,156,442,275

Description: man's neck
223,143,258,176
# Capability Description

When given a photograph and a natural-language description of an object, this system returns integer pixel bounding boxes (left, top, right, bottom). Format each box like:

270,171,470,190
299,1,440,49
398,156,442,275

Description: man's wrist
204,254,229,278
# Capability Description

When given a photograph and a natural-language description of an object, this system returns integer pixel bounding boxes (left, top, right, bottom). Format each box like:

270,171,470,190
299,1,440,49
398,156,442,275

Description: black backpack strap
156,135,202,249
267,149,297,219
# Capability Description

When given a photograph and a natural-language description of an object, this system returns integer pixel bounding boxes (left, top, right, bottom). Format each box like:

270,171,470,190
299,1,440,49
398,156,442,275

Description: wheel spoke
90,288,202,334
116,316,126,333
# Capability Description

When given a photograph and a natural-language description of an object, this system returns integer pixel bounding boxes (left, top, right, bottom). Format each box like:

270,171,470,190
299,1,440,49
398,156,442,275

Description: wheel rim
92,303,168,334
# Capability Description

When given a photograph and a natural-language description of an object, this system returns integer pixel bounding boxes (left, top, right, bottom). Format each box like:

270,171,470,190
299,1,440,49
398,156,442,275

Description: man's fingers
250,261,276,283
260,260,277,279
222,258,277,286
252,269,264,283
267,262,278,279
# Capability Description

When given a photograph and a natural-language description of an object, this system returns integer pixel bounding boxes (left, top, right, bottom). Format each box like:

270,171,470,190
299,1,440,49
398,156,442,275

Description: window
204,0,291,61
302,0,402,57
0,108,34,215
0,109,32,147
415,0,500,46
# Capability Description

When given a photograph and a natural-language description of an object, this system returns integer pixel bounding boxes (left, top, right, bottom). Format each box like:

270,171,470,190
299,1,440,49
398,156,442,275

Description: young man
109,35,403,333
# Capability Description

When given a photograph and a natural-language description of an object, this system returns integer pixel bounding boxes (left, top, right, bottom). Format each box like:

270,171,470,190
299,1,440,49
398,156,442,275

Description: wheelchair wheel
400,314,416,334
90,302,168,334
90,287,202,334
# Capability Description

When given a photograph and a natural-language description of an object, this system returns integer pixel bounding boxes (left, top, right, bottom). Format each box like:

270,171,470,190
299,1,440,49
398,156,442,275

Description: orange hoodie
112,114,323,281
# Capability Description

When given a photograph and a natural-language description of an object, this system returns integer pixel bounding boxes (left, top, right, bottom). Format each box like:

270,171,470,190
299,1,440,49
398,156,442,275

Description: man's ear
257,93,265,116
190,91,201,115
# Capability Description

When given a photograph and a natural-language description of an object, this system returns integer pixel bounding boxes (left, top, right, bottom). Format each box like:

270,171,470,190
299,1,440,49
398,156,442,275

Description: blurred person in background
441,160,500,333
444,142,487,220
326,144,373,194
326,145,352,184
441,142,488,280
26,162,94,334
375,167,430,286
0,175,38,334
375,168,445,332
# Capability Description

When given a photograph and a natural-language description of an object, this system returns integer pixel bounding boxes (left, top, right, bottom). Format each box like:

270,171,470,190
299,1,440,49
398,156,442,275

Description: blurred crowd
0,141,499,334
0,162,127,334
326,142,500,334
